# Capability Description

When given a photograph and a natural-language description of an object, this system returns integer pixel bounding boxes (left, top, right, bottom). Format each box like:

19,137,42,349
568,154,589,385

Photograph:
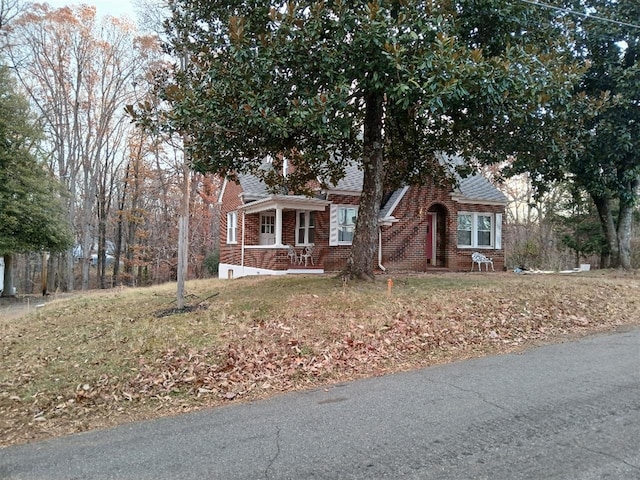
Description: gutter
378,227,386,272
241,210,246,275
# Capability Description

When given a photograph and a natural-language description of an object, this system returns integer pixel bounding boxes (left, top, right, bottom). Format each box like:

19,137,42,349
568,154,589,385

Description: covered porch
221,195,329,279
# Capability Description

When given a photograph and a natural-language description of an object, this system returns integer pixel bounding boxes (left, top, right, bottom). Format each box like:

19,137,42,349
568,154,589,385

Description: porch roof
240,195,331,214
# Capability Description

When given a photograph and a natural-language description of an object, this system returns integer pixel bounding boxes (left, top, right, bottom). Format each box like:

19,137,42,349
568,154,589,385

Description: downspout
241,210,246,275
378,226,386,272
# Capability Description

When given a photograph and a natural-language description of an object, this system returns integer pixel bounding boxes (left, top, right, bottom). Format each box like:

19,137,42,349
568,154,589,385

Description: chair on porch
299,244,315,266
287,245,299,264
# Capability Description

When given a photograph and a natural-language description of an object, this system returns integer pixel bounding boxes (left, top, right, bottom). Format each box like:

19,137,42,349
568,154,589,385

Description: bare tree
0,0,28,35
7,5,153,290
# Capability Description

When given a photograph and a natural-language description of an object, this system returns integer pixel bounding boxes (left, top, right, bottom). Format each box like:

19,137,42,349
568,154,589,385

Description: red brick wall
219,180,244,267
322,194,360,271
454,202,505,272
243,248,292,270
379,187,506,273
220,179,506,273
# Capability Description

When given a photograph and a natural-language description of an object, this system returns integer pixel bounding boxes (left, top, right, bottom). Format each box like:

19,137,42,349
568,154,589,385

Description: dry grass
1,271,639,447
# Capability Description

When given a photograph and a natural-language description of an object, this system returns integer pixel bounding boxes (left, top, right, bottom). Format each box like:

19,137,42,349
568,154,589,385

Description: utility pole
176,160,189,309
176,45,190,310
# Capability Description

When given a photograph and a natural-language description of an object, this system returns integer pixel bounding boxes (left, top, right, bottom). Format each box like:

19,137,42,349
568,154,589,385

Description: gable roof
454,174,508,204
330,162,364,193
238,172,271,199
333,158,507,206
232,156,507,206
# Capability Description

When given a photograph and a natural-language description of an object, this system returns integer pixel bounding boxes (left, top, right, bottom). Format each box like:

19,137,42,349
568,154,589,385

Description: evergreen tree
0,65,72,295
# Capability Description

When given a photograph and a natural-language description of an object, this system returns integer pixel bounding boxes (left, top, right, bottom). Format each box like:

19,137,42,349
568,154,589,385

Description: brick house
217,158,507,278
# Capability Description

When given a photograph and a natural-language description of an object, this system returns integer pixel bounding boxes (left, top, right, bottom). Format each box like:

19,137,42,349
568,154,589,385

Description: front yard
1,271,639,446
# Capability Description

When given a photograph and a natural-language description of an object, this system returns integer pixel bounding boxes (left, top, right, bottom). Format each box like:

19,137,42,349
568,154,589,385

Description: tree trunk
47,253,58,293
2,253,15,297
343,92,385,281
616,178,638,270
112,168,128,287
66,184,76,292
592,194,618,268
41,252,48,296
97,187,107,289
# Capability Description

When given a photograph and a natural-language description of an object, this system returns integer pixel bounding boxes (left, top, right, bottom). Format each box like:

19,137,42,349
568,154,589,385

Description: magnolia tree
139,0,580,280
502,0,639,269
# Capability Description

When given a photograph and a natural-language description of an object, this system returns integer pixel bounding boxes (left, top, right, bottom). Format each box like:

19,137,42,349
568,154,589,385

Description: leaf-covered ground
1,271,639,447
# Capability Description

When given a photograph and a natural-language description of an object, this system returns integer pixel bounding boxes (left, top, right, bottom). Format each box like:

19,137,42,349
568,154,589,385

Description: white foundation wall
218,263,324,279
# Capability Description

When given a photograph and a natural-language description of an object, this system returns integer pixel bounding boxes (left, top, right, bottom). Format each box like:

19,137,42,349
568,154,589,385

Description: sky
43,1,137,20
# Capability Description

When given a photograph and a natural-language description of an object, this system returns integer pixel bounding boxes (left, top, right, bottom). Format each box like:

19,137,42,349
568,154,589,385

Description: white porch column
275,206,283,246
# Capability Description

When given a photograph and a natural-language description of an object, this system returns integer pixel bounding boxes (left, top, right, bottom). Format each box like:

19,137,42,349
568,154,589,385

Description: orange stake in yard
387,278,393,296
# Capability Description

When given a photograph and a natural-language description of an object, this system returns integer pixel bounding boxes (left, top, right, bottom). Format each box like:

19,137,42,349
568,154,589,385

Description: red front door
426,213,434,264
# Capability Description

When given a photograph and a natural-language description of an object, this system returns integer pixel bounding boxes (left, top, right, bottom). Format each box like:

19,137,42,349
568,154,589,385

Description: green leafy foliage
550,186,606,264
505,0,639,268
140,1,581,278
0,65,72,255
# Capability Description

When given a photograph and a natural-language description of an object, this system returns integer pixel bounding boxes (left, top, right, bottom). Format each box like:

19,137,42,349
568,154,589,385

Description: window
457,214,472,247
338,206,357,243
227,212,237,244
477,214,492,247
457,212,498,248
330,205,358,246
260,214,275,234
296,211,315,245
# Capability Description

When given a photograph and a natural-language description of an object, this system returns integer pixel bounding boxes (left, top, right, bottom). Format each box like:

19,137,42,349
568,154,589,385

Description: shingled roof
236,157,507,206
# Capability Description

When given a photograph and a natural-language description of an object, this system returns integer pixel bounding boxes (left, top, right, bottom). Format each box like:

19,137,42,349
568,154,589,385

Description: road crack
426,378,511,413
574,440,640,471
264,426,281,480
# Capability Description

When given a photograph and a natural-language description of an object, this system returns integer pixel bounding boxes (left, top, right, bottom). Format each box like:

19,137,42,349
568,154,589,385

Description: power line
519,0,640,30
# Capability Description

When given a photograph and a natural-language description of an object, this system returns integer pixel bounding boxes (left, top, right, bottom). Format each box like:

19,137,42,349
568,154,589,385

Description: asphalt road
2,328,639,480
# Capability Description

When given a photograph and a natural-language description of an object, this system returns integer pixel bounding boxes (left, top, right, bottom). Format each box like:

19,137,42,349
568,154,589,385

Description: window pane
298,211,306,228
339,227,354,242
227,212,236,243
261,215,275,234
308,229,314,243
457,230,471,246
478,215,492,231
339,207,357,226
457,214,472,231
478,231,491,246
347,208,357,226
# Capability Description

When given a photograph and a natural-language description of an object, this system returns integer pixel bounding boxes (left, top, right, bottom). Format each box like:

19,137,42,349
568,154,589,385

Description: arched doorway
426,203,448,269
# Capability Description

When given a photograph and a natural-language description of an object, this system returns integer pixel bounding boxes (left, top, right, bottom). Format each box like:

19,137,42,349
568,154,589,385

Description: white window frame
295,210,315,246
457,212,502,249
226,211,237,244
476,214,493,247
457,213,473,248
260,212,275,235
329,205,358,246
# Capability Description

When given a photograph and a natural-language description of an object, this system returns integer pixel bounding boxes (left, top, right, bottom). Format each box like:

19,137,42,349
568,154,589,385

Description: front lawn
1,271,638,446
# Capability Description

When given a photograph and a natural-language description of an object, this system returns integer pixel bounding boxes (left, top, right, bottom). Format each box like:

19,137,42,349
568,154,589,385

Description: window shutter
495,213,502,250
329,204,338,246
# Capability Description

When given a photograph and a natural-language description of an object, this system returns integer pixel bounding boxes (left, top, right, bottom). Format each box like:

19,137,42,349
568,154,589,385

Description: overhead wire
519,0,640,30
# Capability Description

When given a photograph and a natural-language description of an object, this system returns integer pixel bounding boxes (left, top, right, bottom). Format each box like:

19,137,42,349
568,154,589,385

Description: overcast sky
42,1,136,20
